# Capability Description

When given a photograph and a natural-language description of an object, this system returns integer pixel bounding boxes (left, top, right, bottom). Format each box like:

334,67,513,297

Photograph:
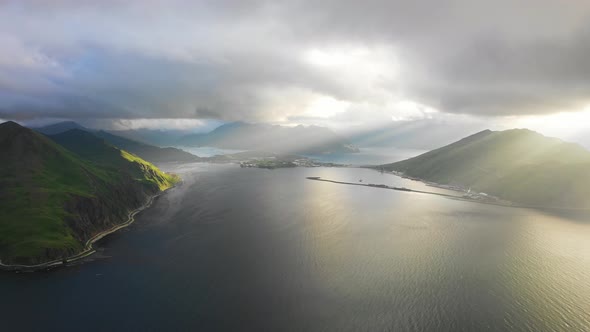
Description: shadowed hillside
380,129,590,208
33,121,87,135
94,130,201,163
33,121,201,163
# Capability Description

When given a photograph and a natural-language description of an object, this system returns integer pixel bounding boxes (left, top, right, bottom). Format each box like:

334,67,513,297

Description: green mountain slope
94,130,200,163
33,121,200,163
380,129,590,208
0,122,178,265
50,129,179,190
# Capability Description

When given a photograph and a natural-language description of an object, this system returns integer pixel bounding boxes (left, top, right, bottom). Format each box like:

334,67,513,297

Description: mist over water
306,147,426,165
176,146,245,157
1,164,589,331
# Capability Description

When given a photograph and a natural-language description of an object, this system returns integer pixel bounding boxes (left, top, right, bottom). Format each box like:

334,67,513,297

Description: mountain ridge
32,121,201,163
94,130,201,163
32,121,87,135
380,128,590,208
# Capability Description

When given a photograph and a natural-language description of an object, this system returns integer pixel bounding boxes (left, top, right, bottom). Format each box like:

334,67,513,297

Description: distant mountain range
34,121,201,163
33,121,87,135
0,122,179,265
34,121,358,156
177,122,359,154
381,129,590,208
107,128,195,147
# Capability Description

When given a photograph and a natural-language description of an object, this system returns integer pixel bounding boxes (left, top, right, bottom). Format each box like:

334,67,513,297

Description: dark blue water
1,164,590,331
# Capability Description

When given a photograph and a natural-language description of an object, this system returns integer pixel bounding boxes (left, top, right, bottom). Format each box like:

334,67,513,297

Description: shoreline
307,176,590,212
306,176,465,200
0,188,172,273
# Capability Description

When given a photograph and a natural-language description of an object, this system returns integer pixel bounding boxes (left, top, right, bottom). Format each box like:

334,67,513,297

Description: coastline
306,176,465,200
0,187,173,273
308,175,590,212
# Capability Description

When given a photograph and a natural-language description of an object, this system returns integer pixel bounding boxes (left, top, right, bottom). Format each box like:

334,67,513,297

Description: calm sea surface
1,164,589,331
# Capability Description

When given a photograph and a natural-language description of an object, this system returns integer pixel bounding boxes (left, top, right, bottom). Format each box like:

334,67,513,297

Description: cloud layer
1,0,590,126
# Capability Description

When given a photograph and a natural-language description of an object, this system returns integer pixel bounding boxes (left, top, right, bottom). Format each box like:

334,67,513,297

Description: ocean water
1,164,589,331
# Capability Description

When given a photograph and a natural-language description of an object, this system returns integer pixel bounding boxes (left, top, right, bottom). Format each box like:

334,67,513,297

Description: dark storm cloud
1,0,589,124
404,27,590,115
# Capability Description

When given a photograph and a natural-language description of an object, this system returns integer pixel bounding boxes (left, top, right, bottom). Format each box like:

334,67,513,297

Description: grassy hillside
0,122,178,264
50,129,179,190
381,129,590,208
94,130,200,163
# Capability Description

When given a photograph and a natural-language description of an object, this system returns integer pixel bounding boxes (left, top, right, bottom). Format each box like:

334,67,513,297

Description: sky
1,0,590,145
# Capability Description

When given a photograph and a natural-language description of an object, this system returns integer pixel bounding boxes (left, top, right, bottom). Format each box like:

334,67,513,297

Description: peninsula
0,122,179,269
